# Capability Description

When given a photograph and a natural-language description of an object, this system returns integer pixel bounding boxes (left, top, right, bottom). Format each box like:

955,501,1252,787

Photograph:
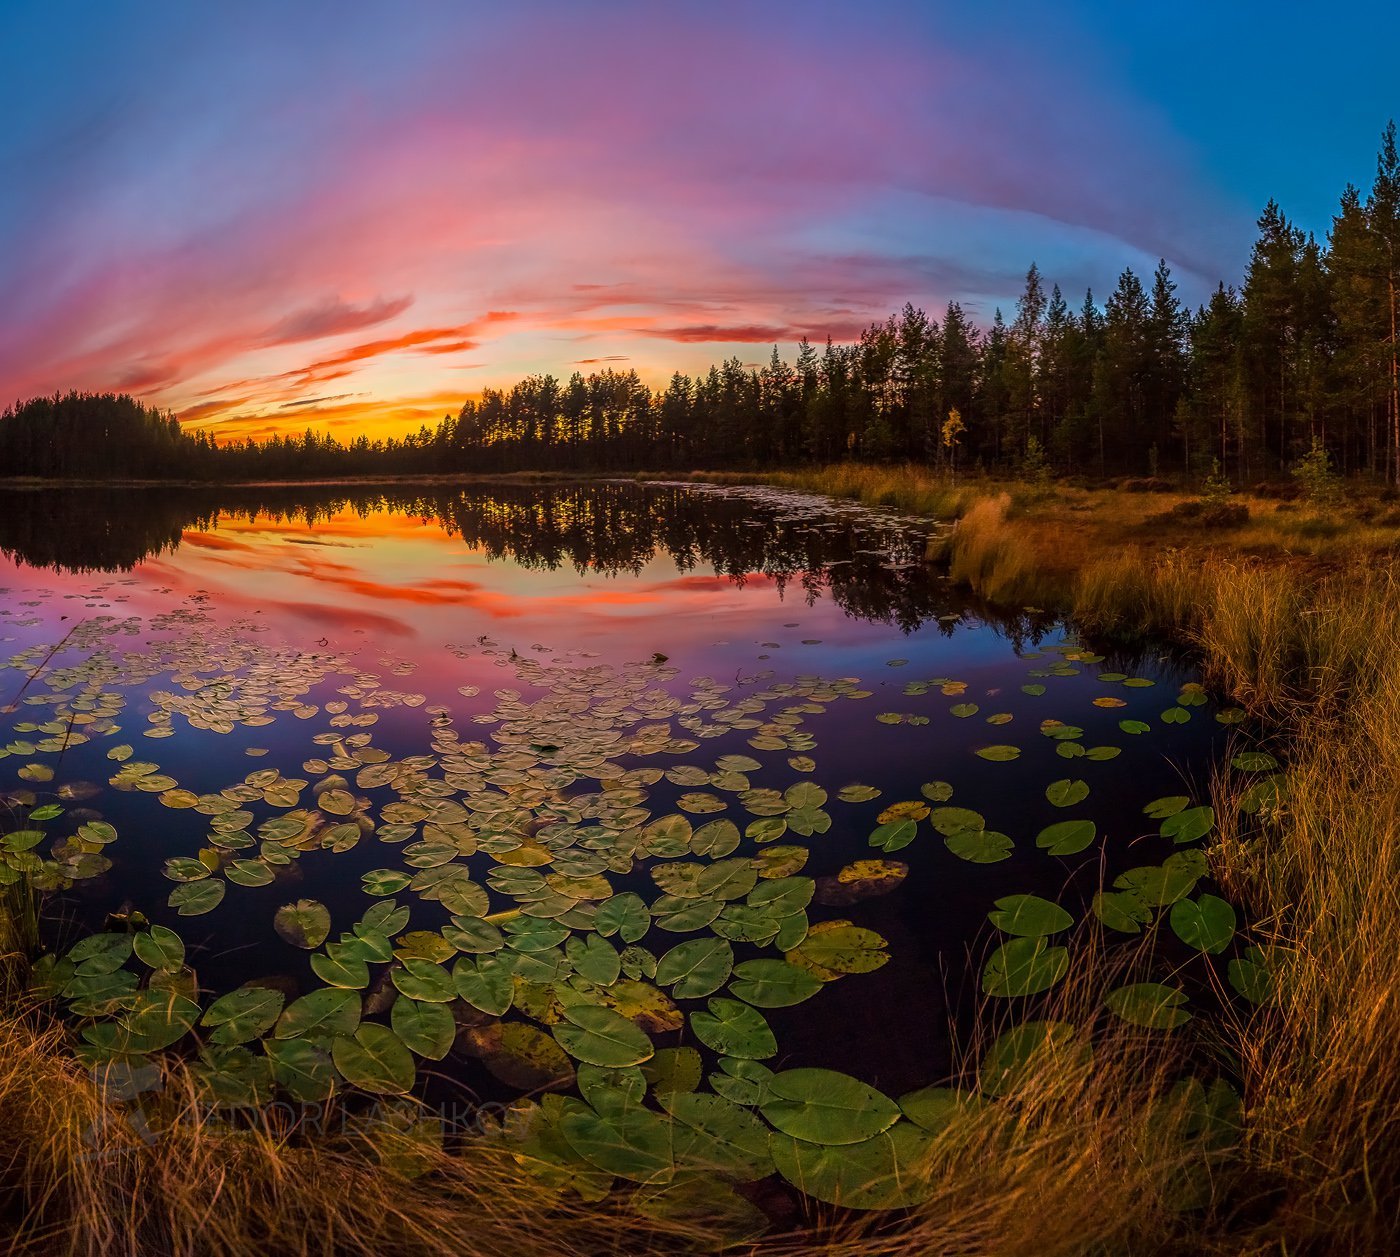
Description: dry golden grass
0,992,717,1257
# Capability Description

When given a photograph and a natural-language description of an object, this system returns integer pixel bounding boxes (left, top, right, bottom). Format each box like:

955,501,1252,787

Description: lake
0,480,1240,1207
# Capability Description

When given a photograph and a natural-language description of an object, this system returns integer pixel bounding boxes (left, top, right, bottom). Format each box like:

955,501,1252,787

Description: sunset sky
2,1,1396,443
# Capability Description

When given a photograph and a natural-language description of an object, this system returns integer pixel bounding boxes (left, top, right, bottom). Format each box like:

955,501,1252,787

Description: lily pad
332,1024,416,1094
274,900,332,950
760,1068,901,1145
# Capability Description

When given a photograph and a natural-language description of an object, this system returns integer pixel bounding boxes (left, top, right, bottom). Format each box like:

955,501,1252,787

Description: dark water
0,481,1229,1112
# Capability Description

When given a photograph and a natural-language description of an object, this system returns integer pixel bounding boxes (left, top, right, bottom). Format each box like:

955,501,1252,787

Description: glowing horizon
2,2,1397,443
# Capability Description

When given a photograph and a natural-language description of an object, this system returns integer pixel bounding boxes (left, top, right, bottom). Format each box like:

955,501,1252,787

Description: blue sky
0,1,1393,438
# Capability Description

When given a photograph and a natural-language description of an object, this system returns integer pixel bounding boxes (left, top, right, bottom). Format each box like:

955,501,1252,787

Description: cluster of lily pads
1,588,1280,1223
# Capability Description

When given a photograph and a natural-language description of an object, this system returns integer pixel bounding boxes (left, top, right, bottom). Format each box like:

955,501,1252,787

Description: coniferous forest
4,123,1398,485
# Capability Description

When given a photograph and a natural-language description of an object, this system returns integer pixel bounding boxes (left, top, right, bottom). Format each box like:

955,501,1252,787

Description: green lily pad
1105,982,1191,1029
690,999,776,1059
988,895,1074,937
553,1005,655,1067
168,879,226,915
974,745,1020,762
759,1068,901,1144
274,899,331,950
656,938,734,999
769,1123,933,1209
132,925,185,973
276,988,361,1042
1035,818,1096,856
1161,806,1215,844
727,959,823,1008
1045,779,1089,808
203,987,285,1045
944,829,1013,863
1169,894,1236,954
391,998,456,1059
332,1024,416,1094
982,937,1069,997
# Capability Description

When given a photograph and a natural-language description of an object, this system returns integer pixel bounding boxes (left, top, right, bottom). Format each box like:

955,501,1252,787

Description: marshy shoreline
3,464,1398,1255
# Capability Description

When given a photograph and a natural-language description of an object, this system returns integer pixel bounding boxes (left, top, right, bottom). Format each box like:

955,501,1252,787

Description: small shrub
1291,438,1342,512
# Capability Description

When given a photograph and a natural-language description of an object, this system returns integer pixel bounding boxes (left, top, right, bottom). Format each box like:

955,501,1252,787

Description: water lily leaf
928,806,984,837
690,819,740,858
982,937,1069,997
132,925,185,972
391,997,456,1059
226,859,273,887
1114,850,1207,905
504,916,571,953
444,916,505,954
466,1021,575,1091
760,1068,901,1144
898,1086,986,1133
1161,881,1231,947
751,845,808,878
1143,796,1189,819
595,892,650,944
1045,779,1089,808
553,1004,655,1067
728,959,823,1008
1161,707,1190,724
1035,818,1096,856
656,938,734,999
836,784,881,804
452,954,516,1015
690,998,776,1059
203,987,284,1045
868,820,917,852
119,991,202,1052
816,858,908,905
747,876,814,918
980,1021,1083,1097
274,899,331,950
876,800,929,824
974,745,1020,762
745,817,787,843
677,792,726,815
1161,806,1214,844
163,857,211,883
310,946,371,989
391,959,455,1003
1228,946,1274,1004
361,899,411,936
642,1046,703,1098
697,858,758,901
1119,719,1151,735
988,895,1074,937
785,922,888,979
661,1091,774,1178
318,789,357,816
561,934,619,986
67,931,133,970
332,1024,415,1094
768,1124,933,1210
1231,751,1277,772
362,869,412,895
944,829,1013,863
1092,890,1153,933
1105,982,1191,1029
558,1103,675,1183
169,879,225,916
266,1038,336,1103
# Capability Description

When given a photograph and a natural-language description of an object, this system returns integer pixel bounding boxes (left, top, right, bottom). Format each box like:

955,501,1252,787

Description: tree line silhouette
3,122,1398,484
